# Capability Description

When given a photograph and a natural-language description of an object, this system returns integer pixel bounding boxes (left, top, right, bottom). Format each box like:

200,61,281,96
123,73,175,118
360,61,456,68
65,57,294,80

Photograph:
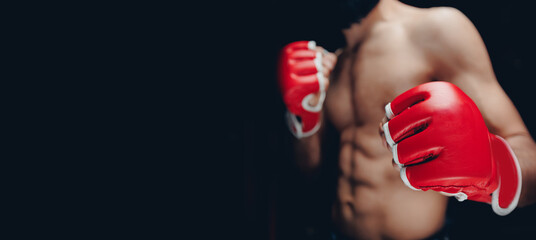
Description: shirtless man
277,0,536,239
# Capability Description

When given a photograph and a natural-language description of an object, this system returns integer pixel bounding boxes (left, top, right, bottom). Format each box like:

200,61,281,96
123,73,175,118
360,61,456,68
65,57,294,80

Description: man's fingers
322,57,336,73
323,52,337,66
379,119,390,150
312,47,336,80
303,46,336,92
319,48,337,70
307,91,323,106
315,46,337,64
321,66,330,77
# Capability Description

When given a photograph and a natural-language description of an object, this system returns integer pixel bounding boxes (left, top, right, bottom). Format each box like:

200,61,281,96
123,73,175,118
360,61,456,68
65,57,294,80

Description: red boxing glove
278,41,326,138
382,81,522,216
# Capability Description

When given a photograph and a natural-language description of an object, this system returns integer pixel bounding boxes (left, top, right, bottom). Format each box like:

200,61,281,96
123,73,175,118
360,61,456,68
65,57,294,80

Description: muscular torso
324,12,448,240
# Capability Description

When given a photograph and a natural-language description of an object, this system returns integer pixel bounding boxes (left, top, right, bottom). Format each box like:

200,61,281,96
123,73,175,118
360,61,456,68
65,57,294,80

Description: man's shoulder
415,6,470,34
407,6,475,49
422,6,464,19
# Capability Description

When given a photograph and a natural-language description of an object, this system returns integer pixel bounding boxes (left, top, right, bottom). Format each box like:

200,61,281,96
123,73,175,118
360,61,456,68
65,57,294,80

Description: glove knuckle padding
385,104,432,144
293,60,318,75
289,49,317,60
395,131,442,166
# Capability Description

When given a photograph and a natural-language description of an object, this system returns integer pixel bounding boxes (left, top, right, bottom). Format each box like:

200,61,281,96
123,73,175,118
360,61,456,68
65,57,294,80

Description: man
277,0,536,239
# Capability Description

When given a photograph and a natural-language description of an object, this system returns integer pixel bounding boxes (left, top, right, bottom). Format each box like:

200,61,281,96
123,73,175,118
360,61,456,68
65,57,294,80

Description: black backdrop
233,0,536,240
14,1,536,239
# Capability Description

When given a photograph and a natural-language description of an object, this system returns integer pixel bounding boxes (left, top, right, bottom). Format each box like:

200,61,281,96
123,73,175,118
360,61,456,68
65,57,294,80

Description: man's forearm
293,132,322,174
292,112,326,178
506,133,536,206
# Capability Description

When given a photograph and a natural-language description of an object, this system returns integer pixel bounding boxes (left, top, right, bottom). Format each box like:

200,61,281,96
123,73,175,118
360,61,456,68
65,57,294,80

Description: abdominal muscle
331,127,448,240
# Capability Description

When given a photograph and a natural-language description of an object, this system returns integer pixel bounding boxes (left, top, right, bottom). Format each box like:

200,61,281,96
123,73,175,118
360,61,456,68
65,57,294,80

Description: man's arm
427,7,536,206
292,116,325,176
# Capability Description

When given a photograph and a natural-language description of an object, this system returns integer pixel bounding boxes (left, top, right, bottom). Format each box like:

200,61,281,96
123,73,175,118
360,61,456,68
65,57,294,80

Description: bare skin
292,0,536,239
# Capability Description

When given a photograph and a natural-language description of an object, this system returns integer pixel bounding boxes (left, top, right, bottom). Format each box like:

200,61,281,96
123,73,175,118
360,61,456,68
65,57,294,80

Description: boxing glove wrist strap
285,111,322,139
285,89,325,139
489,134,522,216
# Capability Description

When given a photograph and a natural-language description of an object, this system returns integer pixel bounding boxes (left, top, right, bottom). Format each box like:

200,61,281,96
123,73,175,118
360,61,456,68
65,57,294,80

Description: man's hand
380,81,522,216
278,41,337,138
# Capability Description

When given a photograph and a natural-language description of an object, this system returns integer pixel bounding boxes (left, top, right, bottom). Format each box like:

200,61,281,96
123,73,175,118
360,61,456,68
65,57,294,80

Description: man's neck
343,0,402,48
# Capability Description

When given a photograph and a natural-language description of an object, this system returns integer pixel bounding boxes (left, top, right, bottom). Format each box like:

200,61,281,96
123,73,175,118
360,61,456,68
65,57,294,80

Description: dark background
23,0,534,238
15,1,536,238
233,0,536,240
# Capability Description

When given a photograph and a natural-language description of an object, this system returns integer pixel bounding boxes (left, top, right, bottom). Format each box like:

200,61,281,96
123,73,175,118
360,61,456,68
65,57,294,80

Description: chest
325,41,434,131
